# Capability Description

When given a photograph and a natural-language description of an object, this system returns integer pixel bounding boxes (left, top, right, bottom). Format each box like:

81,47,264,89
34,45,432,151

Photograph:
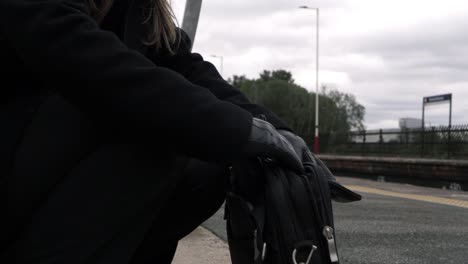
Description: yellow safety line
345,185,468,209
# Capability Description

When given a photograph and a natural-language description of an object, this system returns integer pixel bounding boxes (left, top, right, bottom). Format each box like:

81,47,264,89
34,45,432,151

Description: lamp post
211,54,224,78
299,6,320,154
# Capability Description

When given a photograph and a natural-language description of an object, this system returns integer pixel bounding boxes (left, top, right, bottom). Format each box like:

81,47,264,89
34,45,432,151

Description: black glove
242,118,303,173
279,129,337,182
278,130,314,163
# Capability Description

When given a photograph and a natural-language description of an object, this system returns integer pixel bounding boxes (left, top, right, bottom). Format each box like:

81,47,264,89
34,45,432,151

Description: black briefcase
226,156,361,264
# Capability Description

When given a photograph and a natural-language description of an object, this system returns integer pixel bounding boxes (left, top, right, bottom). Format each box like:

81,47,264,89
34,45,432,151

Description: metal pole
448,95,453,158
449,96,453,128
210,55,224,78
314,8,320,154
421,98,425,157
299,6,320,153
220,56,224,77
182,0,203,50
422,98,425,131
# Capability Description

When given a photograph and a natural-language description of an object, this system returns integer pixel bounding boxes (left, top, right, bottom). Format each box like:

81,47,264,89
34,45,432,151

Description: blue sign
423,94,452,105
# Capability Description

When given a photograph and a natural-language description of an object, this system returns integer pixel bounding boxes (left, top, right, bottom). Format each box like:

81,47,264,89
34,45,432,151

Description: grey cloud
343,15,468,80
355,16,468,56
198,0,346,19
185,0,468,128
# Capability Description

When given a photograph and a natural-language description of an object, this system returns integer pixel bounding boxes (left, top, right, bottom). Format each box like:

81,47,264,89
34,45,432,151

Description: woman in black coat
0,0,310,263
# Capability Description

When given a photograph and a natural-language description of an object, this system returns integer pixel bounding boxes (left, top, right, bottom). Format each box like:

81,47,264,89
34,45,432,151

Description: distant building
399,118,424,143
399,118,423,129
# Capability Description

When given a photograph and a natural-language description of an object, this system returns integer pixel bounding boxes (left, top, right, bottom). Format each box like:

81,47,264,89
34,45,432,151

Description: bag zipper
304,162,339,263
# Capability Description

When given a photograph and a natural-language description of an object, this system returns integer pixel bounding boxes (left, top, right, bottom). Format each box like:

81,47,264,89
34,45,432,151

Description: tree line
228,69,366,149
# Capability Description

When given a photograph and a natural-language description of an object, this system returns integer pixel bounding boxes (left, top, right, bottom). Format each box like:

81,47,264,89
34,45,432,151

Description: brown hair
88,0,179,53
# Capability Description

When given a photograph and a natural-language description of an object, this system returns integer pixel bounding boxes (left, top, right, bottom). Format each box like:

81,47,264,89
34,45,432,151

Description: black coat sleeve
0,0,253,161
153,30,293,132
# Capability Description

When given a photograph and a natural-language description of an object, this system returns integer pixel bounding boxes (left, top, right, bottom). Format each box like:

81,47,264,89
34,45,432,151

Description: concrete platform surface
173,227,231,264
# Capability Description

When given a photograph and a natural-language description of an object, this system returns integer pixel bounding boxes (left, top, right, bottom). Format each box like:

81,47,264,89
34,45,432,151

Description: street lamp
210,54,224,78
299,6,320,154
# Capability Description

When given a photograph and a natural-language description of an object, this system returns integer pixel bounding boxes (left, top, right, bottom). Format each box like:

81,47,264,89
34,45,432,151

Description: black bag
226,155,361,264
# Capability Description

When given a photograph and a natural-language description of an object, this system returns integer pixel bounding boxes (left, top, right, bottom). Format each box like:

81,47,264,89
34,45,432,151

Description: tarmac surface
176,176,468,264
172,227,231,264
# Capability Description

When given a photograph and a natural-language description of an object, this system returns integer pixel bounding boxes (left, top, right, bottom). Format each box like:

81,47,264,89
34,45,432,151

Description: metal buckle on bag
292,243,317,264
323,226,339,263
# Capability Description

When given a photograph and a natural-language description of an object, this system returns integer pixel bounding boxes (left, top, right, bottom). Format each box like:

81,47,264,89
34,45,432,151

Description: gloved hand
242,118,304,173
278,130,314,163
278,129,337,182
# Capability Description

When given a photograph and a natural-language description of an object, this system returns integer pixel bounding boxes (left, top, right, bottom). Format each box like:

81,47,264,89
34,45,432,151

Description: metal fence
322,124,468,159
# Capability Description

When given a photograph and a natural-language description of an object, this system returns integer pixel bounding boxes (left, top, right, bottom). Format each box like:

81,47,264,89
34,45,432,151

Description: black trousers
4,95,227,263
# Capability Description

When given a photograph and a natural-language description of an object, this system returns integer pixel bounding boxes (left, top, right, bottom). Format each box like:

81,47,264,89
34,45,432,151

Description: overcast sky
172,0,468,129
